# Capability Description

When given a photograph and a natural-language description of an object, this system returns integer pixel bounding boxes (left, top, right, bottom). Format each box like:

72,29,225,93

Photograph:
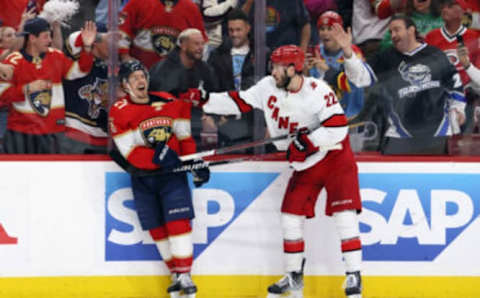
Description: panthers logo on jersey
151,26,179,57
79,78,109,119
139,117,173,147
29,89,52,117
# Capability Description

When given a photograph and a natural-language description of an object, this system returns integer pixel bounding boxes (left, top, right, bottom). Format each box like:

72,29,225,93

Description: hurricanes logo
151,26,180,56
29,90,52,117
79,78,108,119
139,117,173,146
444,49,461,68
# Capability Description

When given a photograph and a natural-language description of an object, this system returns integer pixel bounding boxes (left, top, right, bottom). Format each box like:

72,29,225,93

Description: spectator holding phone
425,0,480,132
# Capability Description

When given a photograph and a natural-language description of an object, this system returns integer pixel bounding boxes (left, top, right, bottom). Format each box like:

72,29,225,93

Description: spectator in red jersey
0,18,96,154
0,0,45,29
118,0,207,69
425,0,480,133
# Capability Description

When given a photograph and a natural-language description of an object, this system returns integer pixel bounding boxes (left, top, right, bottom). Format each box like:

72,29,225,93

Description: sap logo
359,173,480,261
0,223,17,245
105,171,279,261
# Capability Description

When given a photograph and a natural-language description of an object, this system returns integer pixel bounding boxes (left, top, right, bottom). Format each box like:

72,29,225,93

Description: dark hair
227,8,249,23
389,14,423,41
405,0,441,17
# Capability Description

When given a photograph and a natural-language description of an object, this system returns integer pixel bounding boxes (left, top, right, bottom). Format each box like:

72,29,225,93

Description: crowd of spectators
0,0,478,155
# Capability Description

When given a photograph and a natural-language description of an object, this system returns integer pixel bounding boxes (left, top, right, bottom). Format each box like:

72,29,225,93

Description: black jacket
149,48,218,147
149,47,218,95
207,39,257,91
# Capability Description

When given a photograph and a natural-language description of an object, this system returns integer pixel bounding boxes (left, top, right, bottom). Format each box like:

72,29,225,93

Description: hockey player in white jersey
184,45,363,298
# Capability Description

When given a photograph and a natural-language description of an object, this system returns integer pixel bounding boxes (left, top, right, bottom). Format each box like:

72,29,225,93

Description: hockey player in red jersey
109,60,209,298
183,45,363,298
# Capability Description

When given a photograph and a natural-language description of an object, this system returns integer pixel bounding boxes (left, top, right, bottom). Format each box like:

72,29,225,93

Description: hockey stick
179,122,334,162
153,139,340,175
127,153,285,177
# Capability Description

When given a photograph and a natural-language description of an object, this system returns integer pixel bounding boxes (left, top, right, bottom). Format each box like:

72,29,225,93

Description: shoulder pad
149,91,176,103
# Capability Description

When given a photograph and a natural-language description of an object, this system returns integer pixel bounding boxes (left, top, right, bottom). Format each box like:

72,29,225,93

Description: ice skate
266,259,305,298
168,273,197,298
343,271,362,298
266,271,303,298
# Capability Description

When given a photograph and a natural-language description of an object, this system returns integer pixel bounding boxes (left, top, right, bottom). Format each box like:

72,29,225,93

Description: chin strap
125,82,148,103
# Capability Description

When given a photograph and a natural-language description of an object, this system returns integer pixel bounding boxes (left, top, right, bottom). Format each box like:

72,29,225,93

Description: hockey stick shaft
128,142,342,177
179,122,329,162
179,133,294,161
171,143,342,173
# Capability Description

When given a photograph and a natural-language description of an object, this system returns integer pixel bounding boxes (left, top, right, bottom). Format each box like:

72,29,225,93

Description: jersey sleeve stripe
321,114,348,127
228,91,253,113
337,72,351,92
448,90,467,103
113,129,141,159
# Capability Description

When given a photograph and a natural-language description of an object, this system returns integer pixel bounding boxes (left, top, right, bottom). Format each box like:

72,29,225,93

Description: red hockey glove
178,88,209,107
286,128,319,163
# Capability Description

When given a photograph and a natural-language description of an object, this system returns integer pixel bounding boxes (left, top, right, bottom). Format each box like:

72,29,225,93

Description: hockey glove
286,128,319,163
152,141,182,169
185,159,210,187
178,88,209,107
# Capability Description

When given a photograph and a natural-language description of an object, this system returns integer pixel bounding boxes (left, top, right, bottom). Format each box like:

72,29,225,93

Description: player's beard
275,69,291,90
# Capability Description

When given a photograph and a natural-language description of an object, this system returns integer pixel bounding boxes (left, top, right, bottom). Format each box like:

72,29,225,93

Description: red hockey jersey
109,92,196,170
0,48,94,134
119,0,207,69
425,26,480,86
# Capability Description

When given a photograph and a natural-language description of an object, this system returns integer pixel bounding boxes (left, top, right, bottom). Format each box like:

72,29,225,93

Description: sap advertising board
105,167,480,263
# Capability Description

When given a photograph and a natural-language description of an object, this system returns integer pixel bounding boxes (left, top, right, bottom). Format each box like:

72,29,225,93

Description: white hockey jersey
203,76,348,171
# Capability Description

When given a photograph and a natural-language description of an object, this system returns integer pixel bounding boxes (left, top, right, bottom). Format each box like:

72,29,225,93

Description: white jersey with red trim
203,76,348,171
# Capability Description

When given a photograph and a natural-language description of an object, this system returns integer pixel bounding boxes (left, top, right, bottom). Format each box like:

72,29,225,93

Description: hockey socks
333,210,362,273
166,219,194,273
281,213,306,272
149,219,194,273
150,225,175,272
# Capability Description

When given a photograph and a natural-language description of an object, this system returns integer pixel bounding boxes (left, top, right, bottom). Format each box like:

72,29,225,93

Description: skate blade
288,289,303,298
266,290,303,298
347,295,361,298
170,292,196,298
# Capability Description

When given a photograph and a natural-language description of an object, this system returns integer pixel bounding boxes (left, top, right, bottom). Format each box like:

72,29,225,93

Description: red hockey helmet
317,11,343,28
270,45,305,72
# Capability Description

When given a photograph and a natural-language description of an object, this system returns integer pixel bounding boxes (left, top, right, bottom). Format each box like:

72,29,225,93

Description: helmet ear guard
270,45,305,72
